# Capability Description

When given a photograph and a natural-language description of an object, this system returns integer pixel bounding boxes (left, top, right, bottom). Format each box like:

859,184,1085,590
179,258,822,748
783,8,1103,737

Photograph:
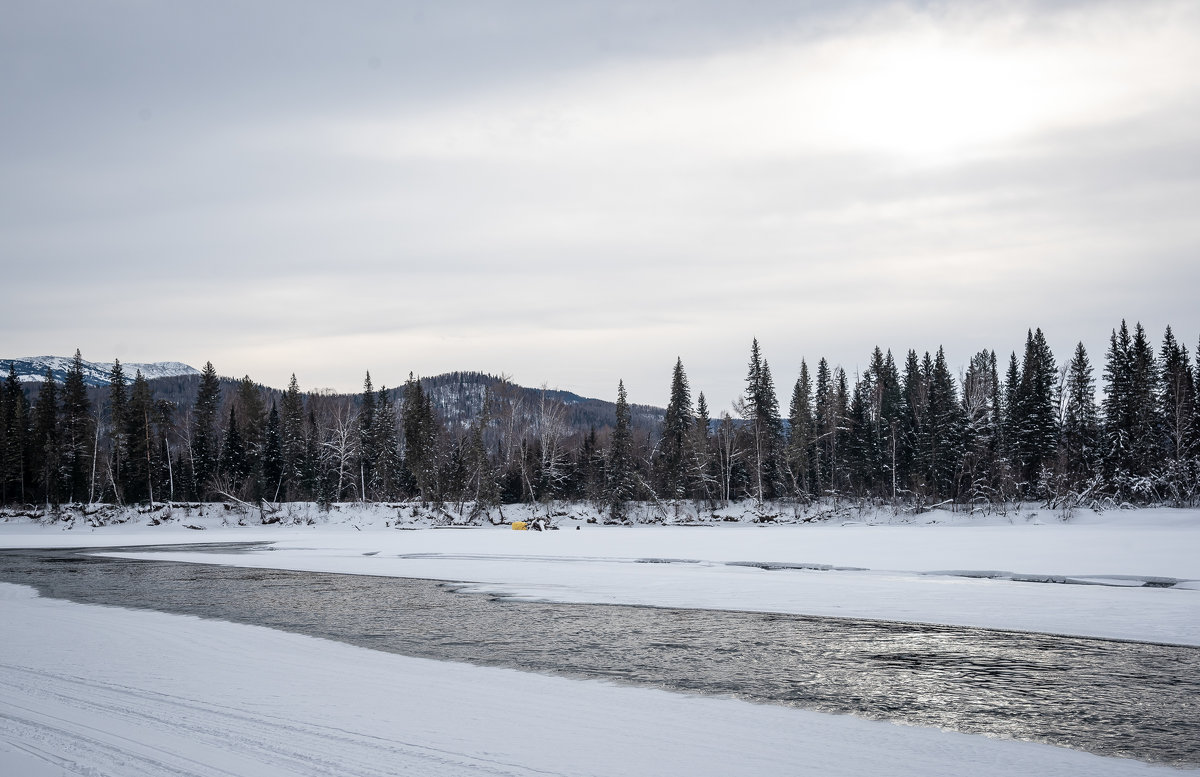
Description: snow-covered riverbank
4,504,1196,645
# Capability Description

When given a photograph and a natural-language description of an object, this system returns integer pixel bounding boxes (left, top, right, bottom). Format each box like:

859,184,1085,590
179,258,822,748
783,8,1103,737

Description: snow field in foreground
0,582,1191,777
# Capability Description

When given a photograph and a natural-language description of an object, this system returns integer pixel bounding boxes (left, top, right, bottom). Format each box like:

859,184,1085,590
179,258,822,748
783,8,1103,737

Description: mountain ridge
3,356,201,387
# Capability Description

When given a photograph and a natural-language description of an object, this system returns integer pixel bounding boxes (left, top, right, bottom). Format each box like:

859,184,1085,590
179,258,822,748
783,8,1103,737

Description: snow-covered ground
4,504,1195,645
2,504,1198,775
1,583,1191,777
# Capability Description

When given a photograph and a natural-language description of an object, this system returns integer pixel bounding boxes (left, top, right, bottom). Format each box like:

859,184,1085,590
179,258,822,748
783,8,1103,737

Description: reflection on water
1,547,1197,767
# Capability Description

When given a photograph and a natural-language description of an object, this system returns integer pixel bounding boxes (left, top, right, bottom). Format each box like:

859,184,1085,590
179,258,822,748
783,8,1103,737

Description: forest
1,319,1197,517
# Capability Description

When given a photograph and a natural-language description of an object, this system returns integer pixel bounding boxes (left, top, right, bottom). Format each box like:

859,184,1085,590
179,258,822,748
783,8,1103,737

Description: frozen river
1,545,1197,768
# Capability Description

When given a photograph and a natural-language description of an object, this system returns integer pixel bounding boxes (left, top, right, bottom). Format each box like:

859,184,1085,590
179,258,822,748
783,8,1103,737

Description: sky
3,0,1198,409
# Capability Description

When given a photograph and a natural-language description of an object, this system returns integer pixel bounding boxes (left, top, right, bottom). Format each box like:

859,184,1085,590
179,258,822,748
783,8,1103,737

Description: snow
4,504,1193,645
1,582,1190,777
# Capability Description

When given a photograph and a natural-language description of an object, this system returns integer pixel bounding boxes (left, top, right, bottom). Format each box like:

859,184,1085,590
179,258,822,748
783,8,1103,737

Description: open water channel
1,544,1197,768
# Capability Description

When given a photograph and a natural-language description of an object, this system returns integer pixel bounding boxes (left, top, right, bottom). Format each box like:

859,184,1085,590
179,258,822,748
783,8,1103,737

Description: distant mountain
2,356,200,387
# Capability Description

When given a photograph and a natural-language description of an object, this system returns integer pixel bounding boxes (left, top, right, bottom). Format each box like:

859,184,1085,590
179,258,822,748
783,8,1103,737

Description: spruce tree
234,376,266,497
124,371,155,503
3,366,29,504
899,351,927,498
190,361,221,499
692,391,713,501
370,387,402,500
280,375,306,499
262,402,284,501
655,358,695,499
32,368,61,507
107,360,128,503
1127,322,1160,484
961,350,1001,505
606,380,635,520
742,340,784,502
813,357,834,496
0,364,25,504
1062,342,1100,489
926,347,964,499
219,406,247,494
1159,327,1194,464
60,350,92,502
357,372,377,498
1011,329,1058,496
786,361,813,498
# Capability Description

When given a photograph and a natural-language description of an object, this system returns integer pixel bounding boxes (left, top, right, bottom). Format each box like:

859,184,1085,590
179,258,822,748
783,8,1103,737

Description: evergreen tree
32,368,61,506
655,358,695,499
107,360,128,503
280,375,306,499
190,361,221,499
1127,322,1161,483
786,361,814,498
742,340,784,502
899,351,927,498
1,364,28,503
369,387,402,500
925,346,964,499
124,371,156,503
961,350,1002,505
60,350,92,502
691,392,713,502
402,374,441,500
606,380,636,520
1011,329,1058,496
262,402,284,501
844,374,875,496
358,371,377,497
1103,321,1160,496
813,357,835,496
1159,327,1195,464
234,376,266,498
1061,342,1100,490
219,407,247,494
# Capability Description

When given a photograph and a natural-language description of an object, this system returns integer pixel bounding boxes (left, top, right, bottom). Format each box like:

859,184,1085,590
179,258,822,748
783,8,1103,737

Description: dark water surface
1,545,1197,767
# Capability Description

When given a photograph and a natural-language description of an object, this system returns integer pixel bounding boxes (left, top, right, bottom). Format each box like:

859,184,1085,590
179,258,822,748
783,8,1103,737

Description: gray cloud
2,0,1198,407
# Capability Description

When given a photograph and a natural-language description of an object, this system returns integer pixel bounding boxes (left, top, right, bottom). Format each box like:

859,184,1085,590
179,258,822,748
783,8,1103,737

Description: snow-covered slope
2,356,199,386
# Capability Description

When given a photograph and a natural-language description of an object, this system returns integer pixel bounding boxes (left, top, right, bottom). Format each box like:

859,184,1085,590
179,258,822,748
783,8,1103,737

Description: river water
1,545,1197,767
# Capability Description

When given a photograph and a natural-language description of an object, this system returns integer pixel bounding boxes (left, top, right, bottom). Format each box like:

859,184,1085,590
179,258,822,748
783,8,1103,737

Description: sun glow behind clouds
323,2,1200,169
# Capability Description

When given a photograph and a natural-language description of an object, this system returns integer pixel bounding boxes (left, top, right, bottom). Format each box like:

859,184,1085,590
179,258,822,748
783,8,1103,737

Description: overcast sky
4,0,1198,408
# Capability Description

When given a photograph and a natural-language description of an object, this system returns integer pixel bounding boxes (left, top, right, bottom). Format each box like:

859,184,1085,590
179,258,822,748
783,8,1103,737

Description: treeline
1,319,1197,515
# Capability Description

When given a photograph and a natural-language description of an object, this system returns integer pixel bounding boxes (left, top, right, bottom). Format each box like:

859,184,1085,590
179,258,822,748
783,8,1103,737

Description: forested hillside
2,319,1197,516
